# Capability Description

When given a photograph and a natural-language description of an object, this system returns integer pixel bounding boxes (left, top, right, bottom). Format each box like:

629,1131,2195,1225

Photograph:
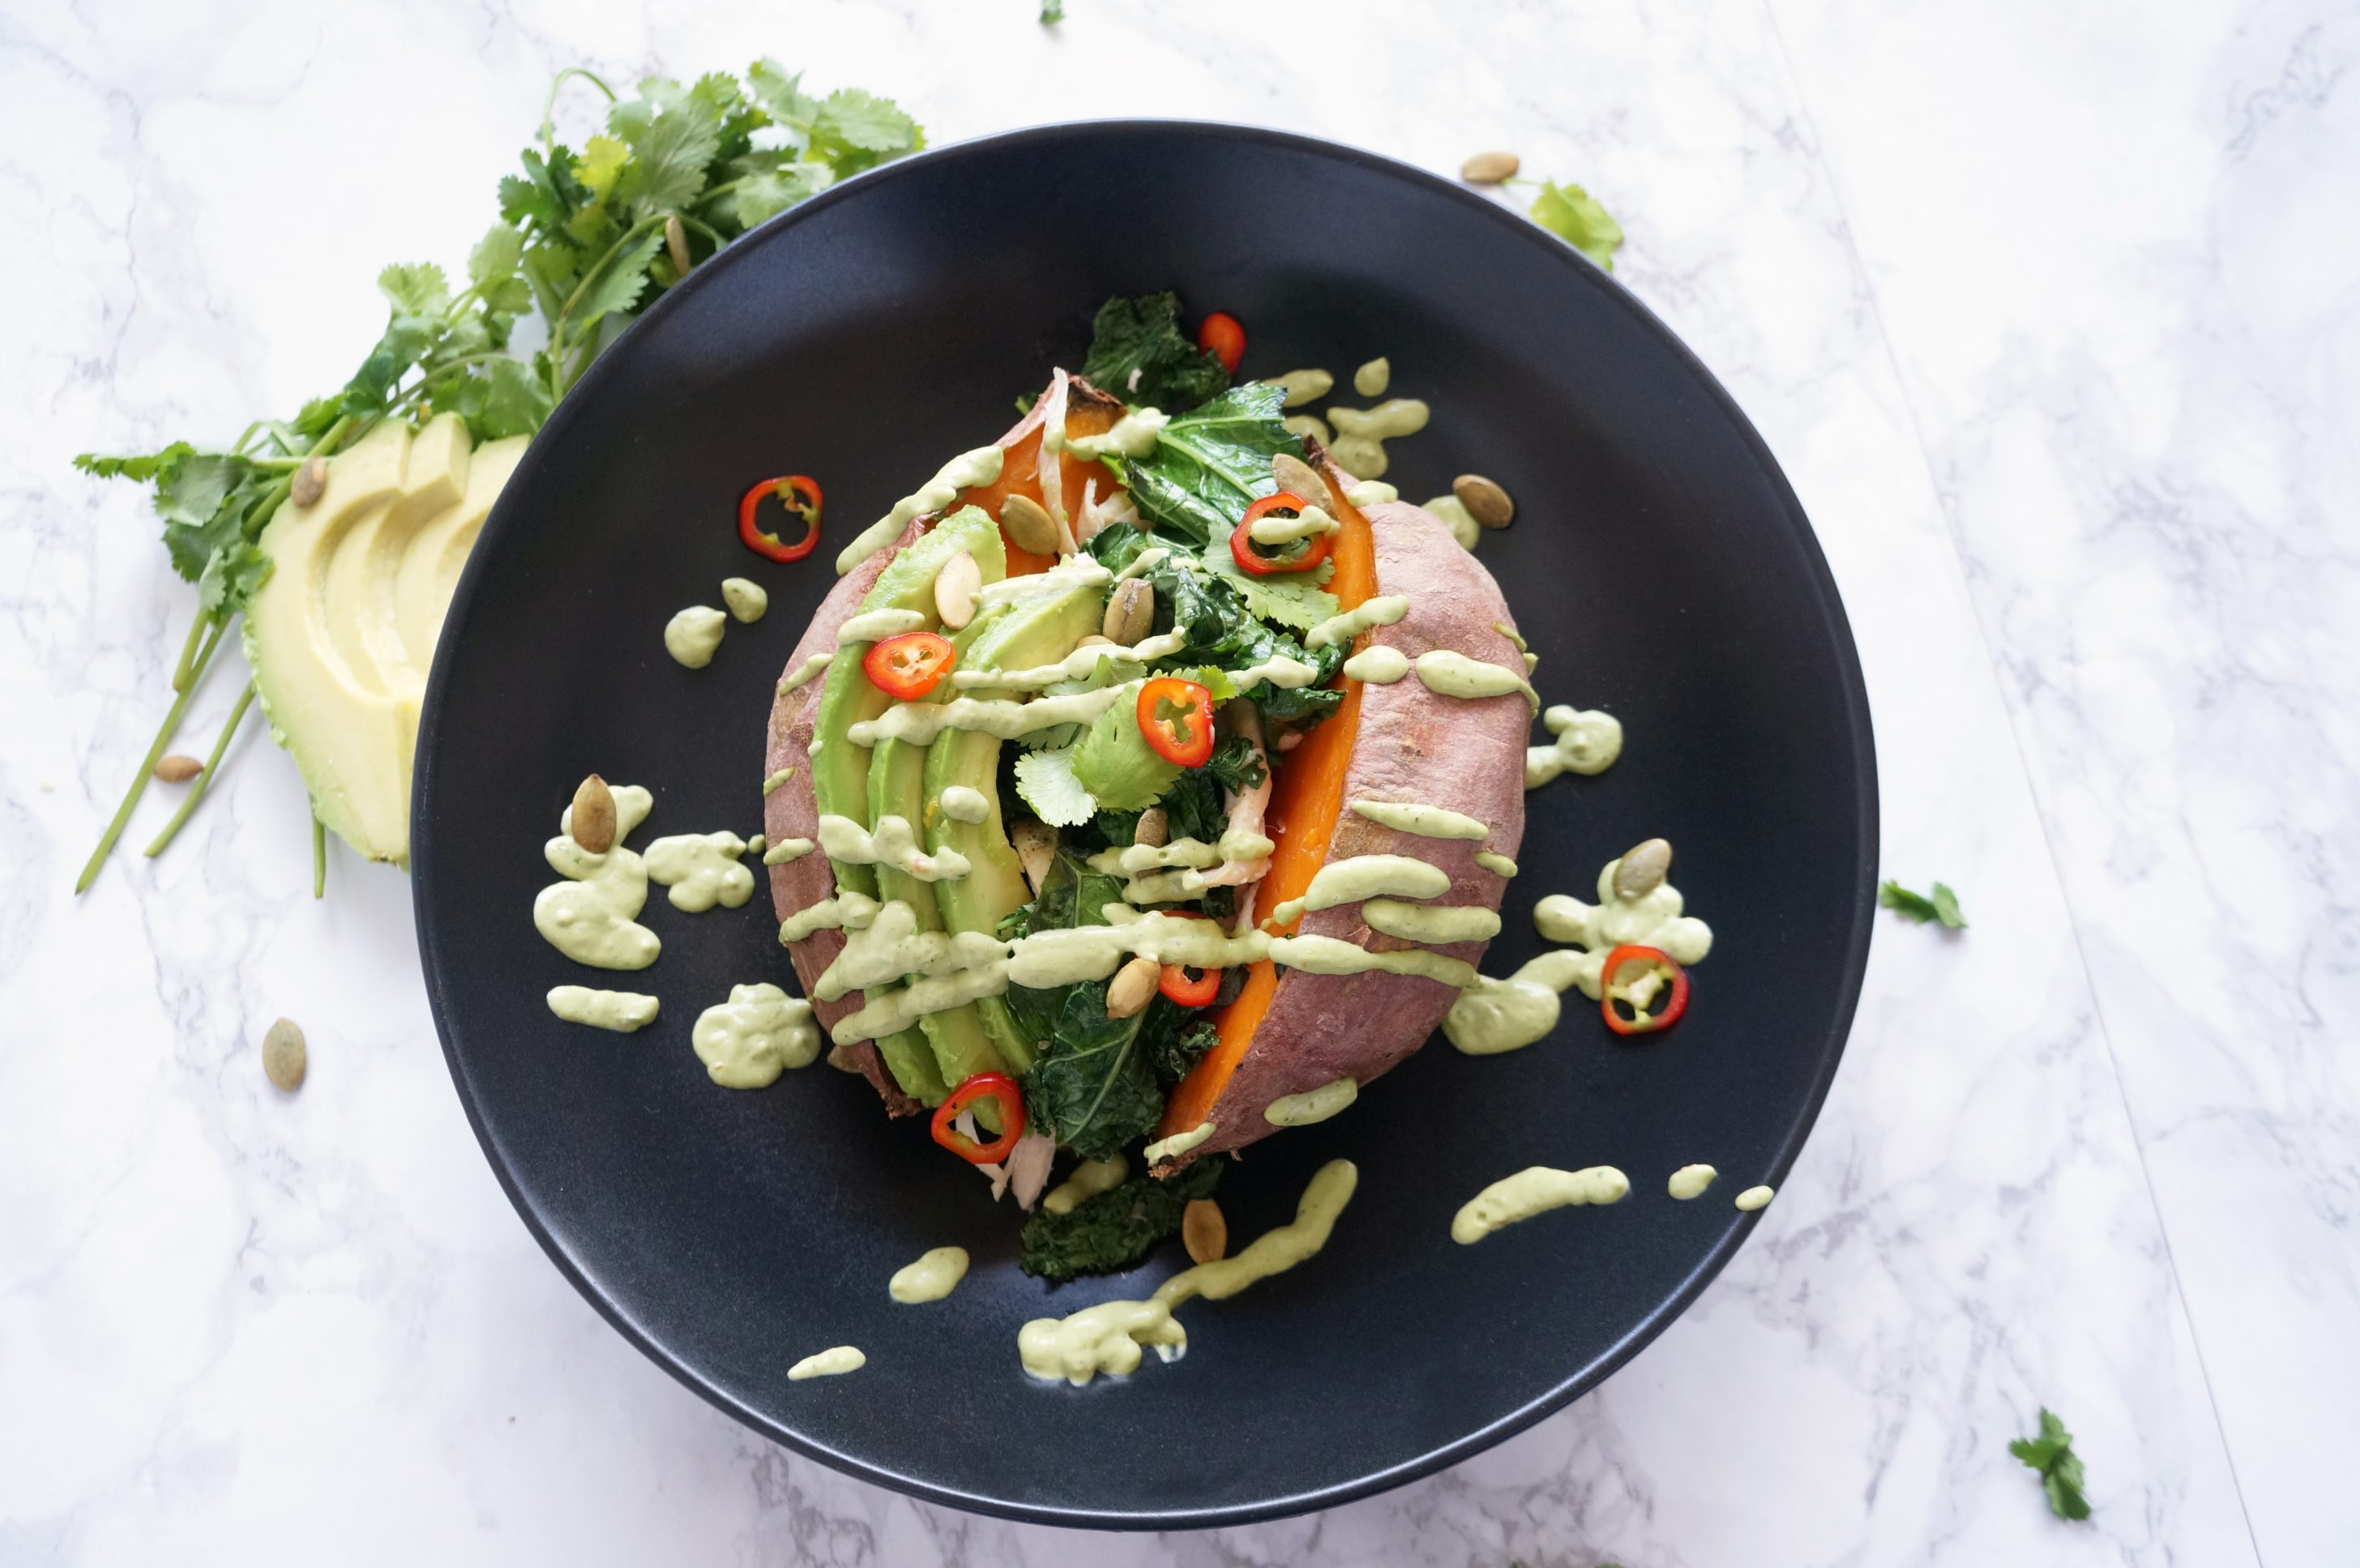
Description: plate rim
411,116,1879,1530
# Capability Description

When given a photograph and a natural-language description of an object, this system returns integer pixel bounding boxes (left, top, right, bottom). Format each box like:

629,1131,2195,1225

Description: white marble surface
0,0,2343,1562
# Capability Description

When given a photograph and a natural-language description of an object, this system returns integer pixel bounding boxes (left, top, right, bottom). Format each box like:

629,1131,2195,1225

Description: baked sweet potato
1152,473,1528,1168
763,374,1122,1111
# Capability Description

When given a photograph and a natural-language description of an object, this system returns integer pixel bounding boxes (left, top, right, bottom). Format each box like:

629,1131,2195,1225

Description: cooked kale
1019,1156,1224,1281
1078,292,1232,414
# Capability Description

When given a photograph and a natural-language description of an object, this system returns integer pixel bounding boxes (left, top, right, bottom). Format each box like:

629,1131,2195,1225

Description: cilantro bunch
72,62,922,895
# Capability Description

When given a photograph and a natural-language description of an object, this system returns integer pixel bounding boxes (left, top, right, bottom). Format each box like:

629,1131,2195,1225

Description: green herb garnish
1879,879,1967,929
2009,1407,2091,1521
1530,179,1625,271
71,62,921,894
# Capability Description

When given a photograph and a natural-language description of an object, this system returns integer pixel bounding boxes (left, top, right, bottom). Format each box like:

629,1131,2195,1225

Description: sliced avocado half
808,505,1006,1104
923,579,1110,1070
867,596,1025,1089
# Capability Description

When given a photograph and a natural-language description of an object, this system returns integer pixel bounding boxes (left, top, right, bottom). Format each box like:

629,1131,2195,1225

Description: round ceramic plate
413,122,1875,1528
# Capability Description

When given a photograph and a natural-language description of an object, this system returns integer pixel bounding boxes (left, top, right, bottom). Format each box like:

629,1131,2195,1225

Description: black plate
413,122,1875,1529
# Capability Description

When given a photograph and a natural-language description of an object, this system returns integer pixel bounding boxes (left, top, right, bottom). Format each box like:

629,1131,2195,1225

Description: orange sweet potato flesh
1154,471,1530,1165
1158,464,1379,1142
960,380,1127,575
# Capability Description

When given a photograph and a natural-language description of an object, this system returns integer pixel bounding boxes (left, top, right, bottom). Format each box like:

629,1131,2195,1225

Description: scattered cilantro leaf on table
1040,0,1067,23
1530,179,1625,271
1879,878,1968,929
2009,1407,2092,1521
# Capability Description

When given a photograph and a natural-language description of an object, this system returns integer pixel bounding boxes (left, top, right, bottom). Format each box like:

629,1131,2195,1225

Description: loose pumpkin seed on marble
154,754,204,784
263,1018,306,1092
1460,151,1521,184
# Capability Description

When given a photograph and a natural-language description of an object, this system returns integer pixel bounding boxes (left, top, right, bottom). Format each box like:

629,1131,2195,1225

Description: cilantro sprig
1879,878,1967,929
72,62,921,895
2009,1406,2092,1521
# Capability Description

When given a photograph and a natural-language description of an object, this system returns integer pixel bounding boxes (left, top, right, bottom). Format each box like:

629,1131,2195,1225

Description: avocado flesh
807,506,1006,1104
922,582,1109,1070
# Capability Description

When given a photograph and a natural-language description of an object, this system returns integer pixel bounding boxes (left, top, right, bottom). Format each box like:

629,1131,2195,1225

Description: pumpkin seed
1614,838,1673,899
1102,579,1154,645
1461,151,1520,184
1105,955,1161,1019
290,456,327,508
665,214,691,277
1453,473,1516,528
1134,807,1169,848
571,774,618,854
933,549,981,630
154,754,204,784
262,1017,306,1092
1272,452,1326,502
998,493,1060,554
1182,1198,1228,1263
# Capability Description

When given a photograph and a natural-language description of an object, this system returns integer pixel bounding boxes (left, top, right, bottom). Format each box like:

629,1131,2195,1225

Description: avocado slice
923,580,1110,1069
808,505,1006,1103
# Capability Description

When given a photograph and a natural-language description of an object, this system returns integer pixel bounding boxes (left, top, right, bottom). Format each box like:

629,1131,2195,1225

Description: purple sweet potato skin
1164,500,1528,1167
763,518,926,1117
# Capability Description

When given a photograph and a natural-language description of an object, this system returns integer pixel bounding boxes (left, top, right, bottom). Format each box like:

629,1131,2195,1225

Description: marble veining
0,0,2338,1561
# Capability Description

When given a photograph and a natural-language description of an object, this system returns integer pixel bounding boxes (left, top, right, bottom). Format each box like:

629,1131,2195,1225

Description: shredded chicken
1037,369,1077,554
1006,1130,1057,1211
1195,702,1273,893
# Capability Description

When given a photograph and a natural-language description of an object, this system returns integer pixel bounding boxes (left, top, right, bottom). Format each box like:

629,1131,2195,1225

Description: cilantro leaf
1080,292,1231,413
746,59,819,140
1531,179,1625,272
376,262,451,315
197,539,272,617
574,135,631,203
1041,0,1067,21
1019,1157,1220,1281
2008,1408,2091,1521
615,100,719,219
468,223,524,288
566,227,665,335
1879,878,1968,929
809,88,923,176
74,442,192,483
733,163,833,229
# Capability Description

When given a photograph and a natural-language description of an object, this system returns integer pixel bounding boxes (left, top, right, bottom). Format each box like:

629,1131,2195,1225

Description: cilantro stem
140,678,257,858
312,813,327,899
169,609,212,694
675,211,725,249
538,66,617,157
549,213,668,394
74,619,229,894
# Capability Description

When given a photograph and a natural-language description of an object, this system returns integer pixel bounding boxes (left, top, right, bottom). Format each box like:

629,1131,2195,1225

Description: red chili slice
1137,677,1216,768
861,631,956,700
930,1071,1027,1164
1196,310,1246,374
1599,945,1691,1035
1229,491,1333,577
739,474,823,562
1160,963,1221,1006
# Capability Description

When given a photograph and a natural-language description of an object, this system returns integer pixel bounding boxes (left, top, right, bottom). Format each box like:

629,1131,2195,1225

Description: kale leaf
1022,981,1167,1160
1122,382,1295,545
1020,1156,1222,1281
1080,292,1230,414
